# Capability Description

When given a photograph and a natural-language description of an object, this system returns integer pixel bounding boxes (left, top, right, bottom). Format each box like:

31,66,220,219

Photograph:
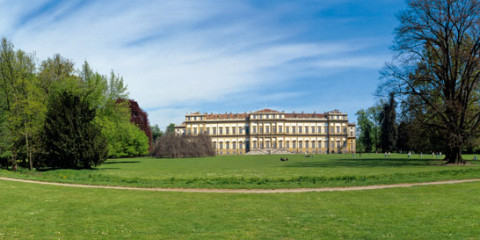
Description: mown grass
1,180,480,239
1,153,480,189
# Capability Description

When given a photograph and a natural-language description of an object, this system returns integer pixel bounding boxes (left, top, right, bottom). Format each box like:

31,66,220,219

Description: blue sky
0,0,406,129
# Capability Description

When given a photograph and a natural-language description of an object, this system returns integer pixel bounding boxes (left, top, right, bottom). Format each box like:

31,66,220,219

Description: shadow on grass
35,167,119,172
104,161,141,164
284,158,446,168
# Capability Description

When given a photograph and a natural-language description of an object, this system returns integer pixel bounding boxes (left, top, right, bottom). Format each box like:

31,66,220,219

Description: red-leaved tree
117,99,153,149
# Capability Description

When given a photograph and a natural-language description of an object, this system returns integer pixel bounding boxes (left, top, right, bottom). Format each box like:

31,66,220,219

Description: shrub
151,134,215,158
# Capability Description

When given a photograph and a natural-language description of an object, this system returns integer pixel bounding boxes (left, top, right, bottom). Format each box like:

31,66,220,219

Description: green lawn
1,153,480,189
1,179,479,239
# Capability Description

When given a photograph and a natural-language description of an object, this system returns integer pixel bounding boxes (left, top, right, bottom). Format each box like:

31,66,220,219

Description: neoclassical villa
175,109,356,155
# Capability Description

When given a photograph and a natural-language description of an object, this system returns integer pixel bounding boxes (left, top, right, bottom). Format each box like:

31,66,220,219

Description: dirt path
1,176,479,194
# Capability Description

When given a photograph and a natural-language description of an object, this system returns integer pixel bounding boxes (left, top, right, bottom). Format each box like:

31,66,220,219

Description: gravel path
1,176,479,194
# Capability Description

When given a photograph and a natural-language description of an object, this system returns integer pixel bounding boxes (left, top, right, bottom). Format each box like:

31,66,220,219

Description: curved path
1,176,479,193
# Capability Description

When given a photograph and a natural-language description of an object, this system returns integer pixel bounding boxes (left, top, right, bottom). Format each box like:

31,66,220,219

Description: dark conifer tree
43,91,107,168
380,92,397,152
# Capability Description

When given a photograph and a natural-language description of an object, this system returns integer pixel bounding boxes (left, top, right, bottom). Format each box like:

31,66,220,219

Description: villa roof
253,108,281,113
204,113,248,120
284,113,325,118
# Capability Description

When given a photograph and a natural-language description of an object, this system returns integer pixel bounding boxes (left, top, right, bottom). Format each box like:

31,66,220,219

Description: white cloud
0,1,391,127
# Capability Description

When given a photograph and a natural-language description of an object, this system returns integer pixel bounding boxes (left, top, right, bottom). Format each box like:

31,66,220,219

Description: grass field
1,153,480,189
1,179,480,239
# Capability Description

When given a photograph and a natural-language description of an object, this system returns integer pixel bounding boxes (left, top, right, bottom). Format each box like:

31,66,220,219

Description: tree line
357,0,480,164
0,38,151,169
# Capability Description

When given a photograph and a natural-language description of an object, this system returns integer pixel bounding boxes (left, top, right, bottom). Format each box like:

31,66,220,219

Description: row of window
187,126,350,135
251,126,348,134
216,142,245,150
251,141,346,149
213,141,347,149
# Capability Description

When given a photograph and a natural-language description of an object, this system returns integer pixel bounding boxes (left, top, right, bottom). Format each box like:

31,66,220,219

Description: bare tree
151,134,215,158
380,0,480,164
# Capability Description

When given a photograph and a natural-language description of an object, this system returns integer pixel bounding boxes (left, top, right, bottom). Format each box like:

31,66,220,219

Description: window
213,128,217,134
187,117,191,121
194,128,197,135
336,126,340,133
305,141,309,148
337,142,340,148
299,141,303,148
260,142,264,149
226,127,230,134
194,116,197,121
266,126,270,134
331,142,334,148
318,127,322,133
279,141,283,148
305,126,308,133
239,127,243,134
187,129,191,135
325,142,328,148
232,127,236,134
219,142,223,149
253,126,257,133
312,141,315,148
219,127,223,134
279,126,283,133
286,126,289,133
233,142,236,149
331,127,334,133
299,127,302,133
226,142,230,149
286,141,290,148
239,142,243,149
292,127,296,134
293,141,297,148
206,128,210,135
253,142,257,149
260,127,263,134
311,126,315,133
266,142,270,148
343,127,347,133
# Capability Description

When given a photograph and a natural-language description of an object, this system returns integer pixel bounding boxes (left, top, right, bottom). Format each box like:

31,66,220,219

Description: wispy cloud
0,0,401,129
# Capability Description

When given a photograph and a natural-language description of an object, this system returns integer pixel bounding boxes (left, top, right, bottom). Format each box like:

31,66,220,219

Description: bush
151,134,215,158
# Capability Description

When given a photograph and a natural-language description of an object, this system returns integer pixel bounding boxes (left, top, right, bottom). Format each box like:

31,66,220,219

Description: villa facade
175,109,356,155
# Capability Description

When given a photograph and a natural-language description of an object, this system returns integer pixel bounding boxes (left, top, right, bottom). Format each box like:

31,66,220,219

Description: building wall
175,109,356,155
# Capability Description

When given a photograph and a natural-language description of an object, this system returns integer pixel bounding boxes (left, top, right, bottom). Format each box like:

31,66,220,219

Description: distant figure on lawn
280,158,288,161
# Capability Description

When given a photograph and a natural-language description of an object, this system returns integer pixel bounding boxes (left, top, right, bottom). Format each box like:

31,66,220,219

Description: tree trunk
445,146,464,164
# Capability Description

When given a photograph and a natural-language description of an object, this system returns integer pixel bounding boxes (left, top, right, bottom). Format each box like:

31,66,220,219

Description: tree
379,0,480,163
42,91,107,169
151,124,164,142
151,134,215,158
366,104,383,152
380,93,397,152
356,109,374,152
120,99,153,149
166,123,176,135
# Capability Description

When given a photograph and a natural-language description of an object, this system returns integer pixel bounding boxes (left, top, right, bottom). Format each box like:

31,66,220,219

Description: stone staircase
245,149,294,155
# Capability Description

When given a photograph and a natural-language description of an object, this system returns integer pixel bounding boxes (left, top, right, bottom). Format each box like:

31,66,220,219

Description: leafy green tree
0,39,46,170
166,123,176,135
366,104,382,152
356,109,374,152
37,54,75,98
151,124,163,142
43,91,107,169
